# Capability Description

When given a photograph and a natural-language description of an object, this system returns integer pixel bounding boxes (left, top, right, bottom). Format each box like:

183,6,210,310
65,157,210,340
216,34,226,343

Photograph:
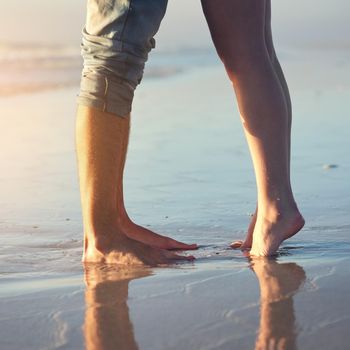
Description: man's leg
109,104,197,251
83,264,150,350
232,0,293,250
77,106,194,264
77,0,196,265
201,0,304,256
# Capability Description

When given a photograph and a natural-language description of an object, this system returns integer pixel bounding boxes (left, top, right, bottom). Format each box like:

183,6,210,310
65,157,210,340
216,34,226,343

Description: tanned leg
201,0,304,256
112,111,197,251
231,0,293,250
76,106,195,265
83,265,151,350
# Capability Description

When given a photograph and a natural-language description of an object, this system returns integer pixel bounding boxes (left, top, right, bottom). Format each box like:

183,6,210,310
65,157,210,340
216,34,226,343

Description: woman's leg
251,259,305,349
232,0,293,250
201,0,304,256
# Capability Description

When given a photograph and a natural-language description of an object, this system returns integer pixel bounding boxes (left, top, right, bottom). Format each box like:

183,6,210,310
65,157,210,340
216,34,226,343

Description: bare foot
230,208,257,249
251,258,306,299
117,214,197,250
83,231,195,267
83,264,151,350
252,258,306,350
250,207,305,257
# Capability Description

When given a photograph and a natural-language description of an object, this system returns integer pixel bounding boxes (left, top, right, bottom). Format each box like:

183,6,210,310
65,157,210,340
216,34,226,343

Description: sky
0,0,349,50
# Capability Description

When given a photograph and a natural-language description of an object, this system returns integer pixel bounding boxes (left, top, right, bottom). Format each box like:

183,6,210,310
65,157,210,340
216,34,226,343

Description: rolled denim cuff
77,69,135,117
77,28,151,117
77,0,168,118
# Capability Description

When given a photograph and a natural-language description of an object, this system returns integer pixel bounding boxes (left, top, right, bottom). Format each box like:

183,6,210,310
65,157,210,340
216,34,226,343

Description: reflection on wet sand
82,259,305,350
83,265,152,350
251,258,306,350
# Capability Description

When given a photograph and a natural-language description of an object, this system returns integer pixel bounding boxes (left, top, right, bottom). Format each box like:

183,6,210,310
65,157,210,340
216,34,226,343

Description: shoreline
1,53,350,349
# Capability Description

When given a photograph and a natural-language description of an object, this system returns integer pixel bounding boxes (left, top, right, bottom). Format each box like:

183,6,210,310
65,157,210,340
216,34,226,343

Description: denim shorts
77,0,168,117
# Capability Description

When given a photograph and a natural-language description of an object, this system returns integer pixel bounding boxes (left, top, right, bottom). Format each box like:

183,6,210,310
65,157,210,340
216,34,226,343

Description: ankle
257,198,299,221
115,207,131,227
83,205,129,230
84,231,112,251
83,217,123,252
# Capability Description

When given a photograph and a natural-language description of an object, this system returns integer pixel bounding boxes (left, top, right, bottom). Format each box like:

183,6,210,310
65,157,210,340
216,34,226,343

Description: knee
265,40,277,65
217,42,270,78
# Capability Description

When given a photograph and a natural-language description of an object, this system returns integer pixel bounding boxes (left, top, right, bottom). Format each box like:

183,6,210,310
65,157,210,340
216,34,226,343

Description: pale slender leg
201,0,304,256
232,0,293,250
251,259,305,350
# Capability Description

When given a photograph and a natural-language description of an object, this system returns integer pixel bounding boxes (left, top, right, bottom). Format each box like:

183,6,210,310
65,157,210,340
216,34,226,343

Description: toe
230,240,243,249
182,243,198,250
166,251,195,261
169,239,198,251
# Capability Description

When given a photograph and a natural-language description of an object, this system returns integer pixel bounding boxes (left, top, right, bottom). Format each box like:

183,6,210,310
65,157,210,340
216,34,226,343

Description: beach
1,1,350,348
0,41,350,349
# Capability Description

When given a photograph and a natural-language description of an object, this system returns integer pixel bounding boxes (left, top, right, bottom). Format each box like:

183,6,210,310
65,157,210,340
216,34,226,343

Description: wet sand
1,49,350,349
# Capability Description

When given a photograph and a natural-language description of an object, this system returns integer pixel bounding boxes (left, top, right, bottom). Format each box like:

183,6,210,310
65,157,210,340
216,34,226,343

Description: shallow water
1,48,350,349
1,239,350,350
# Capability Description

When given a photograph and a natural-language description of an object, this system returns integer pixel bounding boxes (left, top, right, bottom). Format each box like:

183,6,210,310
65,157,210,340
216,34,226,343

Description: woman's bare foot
252,258,306,350
83,230,195,266
251,258,306,299
119,215,197,250
250,205,305,257
230,208,257,249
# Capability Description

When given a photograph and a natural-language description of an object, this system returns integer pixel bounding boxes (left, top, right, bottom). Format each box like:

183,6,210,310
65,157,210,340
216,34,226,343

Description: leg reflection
83,265,151,350
251,259,306,350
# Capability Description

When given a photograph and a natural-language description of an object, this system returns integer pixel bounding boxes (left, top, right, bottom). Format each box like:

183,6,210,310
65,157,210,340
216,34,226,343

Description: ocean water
1,0,350,347
1,0,350,95
0,42,221,96
0,38,350,349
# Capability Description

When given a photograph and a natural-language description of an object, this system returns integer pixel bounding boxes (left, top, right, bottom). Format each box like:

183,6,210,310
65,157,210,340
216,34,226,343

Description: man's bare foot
230,208,257,249
83,232,195,266
120,217,197,250
250,206,305,257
